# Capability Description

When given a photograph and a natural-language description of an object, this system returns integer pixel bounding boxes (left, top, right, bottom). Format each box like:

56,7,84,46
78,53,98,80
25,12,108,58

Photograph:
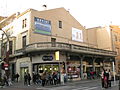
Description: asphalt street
0,79,119,90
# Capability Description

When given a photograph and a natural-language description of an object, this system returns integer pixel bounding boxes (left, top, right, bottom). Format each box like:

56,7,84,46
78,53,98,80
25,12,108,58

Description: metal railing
14,42,117,56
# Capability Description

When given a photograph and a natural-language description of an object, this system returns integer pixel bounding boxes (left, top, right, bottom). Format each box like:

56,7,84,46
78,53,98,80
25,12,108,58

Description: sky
0,0,120,28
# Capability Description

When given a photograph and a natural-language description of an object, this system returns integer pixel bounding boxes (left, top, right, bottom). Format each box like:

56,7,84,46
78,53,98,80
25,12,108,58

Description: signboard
42,56,53,61
55,51,59,61
20,62,29,67
34,17,51,35
72,27,83,42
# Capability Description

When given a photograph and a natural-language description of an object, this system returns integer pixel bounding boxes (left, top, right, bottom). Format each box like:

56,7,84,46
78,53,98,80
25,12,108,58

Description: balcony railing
14,42,117,57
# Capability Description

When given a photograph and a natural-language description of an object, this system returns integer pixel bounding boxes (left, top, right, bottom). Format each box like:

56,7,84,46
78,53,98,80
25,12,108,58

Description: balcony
17,42,116,57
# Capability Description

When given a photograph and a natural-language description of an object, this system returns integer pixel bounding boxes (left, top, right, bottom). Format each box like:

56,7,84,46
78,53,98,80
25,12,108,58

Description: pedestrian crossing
36,85,99,90
36,81,119,90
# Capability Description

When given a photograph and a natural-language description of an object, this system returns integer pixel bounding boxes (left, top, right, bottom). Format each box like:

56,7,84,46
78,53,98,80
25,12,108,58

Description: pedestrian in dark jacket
24,72,28,85
27,73,31,86
16,73,19,82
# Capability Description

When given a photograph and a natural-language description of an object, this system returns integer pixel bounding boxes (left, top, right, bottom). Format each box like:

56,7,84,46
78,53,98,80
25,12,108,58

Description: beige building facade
0,8,116,81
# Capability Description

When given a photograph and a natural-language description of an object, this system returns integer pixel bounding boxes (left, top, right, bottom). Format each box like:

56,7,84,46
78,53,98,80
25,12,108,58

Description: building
109,25,120,74
87,25,120,75
0,8,116,81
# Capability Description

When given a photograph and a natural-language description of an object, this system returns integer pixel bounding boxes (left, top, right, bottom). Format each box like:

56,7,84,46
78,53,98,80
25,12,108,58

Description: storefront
67,60,80,80
33,62,61,74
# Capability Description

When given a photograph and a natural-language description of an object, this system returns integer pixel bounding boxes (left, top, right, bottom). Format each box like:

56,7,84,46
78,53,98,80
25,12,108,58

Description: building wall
110,25,120,74
15,11,31,50
87,26,113,50
87,27,98,48
29,8,88,46
97,26,112,50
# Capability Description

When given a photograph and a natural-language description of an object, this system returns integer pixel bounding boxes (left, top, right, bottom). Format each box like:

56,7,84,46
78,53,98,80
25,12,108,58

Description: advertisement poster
34,17,51,35
72,27,83,42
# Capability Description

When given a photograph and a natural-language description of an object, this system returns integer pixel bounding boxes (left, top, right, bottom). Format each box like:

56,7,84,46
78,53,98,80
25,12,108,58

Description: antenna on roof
42,4,47,10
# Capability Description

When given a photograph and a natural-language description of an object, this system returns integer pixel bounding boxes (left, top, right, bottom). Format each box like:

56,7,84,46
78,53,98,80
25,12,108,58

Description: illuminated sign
55,51,59,61
42,56,53,61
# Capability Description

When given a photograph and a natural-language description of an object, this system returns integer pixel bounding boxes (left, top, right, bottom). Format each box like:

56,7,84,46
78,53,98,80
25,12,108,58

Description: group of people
32,71,60,87
101,69,112,89
0,73,19,86
24,72,31,86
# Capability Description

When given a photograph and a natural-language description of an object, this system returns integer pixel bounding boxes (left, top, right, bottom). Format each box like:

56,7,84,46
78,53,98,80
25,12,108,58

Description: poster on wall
72,27,83,42
34,17,51,35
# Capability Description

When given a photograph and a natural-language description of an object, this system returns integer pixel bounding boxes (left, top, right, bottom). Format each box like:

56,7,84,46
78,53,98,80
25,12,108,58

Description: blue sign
34,17,51,35
42,56,53,61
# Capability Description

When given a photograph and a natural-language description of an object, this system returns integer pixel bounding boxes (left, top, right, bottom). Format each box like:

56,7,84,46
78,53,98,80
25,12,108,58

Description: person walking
3,74,8,86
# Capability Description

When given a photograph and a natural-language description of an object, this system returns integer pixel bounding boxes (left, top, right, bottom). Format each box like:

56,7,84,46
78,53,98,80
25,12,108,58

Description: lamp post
0,28,10,78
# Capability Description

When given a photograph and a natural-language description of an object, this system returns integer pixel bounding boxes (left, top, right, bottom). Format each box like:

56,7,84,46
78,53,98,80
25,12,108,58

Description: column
80,56,84,80
93,58,96,71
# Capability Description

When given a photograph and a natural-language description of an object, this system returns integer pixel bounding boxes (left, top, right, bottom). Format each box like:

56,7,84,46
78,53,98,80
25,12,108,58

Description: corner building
0,8,116,81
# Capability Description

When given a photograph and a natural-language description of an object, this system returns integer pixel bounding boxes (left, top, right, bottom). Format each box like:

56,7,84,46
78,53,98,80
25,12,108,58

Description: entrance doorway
20,67,28,81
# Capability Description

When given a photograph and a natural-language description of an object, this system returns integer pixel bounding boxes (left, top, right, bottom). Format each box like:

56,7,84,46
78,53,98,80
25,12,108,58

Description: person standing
24,72,28,85
8,76,13,86
108,69,112,87
104,69,109,88
27,73,31,86
41,72,46,87
101,69,105,88
16,73,19,82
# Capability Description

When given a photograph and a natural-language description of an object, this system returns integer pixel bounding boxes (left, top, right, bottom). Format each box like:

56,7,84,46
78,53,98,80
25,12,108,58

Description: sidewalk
1,79,119,89
8,79,101,88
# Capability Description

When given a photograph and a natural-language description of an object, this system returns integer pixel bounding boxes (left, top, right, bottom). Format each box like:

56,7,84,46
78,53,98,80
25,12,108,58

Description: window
22,18,27,28
22,36,26,48
114,35,117,41
51,38,56,47
59,21,62,28
9,41,13,54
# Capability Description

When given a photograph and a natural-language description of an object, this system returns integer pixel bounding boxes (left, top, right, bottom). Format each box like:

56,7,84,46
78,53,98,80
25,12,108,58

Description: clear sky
0,0,120,28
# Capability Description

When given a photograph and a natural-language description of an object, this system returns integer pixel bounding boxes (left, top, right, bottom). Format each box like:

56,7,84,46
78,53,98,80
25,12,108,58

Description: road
0,79,119,90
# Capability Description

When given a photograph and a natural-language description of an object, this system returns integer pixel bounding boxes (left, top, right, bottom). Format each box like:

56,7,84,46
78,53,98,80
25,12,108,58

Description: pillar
80,56,84,79
93,58,96,71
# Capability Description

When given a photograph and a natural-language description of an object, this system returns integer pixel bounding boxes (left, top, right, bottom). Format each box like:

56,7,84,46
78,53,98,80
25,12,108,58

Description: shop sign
42,56,53,61
20,62,29,67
